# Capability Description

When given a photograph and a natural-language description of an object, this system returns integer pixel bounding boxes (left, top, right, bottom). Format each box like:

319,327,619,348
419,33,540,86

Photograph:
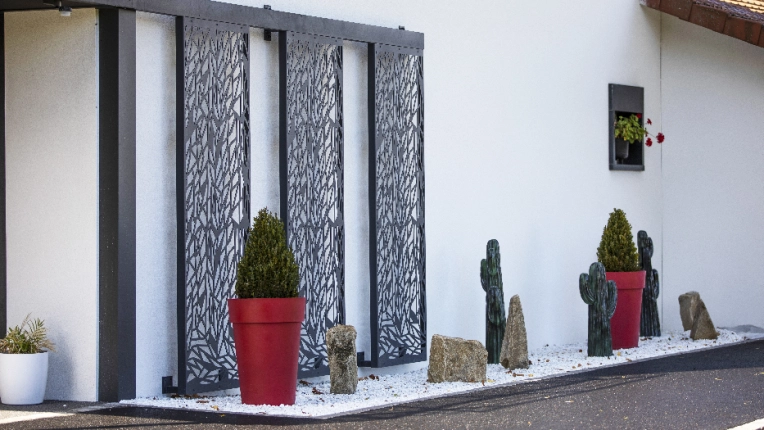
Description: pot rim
228,297,306,324
605,270,646,290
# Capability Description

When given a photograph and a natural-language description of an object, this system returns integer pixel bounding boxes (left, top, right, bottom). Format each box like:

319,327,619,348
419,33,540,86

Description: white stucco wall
223,0,665,375
134,0,672,396
135,12,178,398
5,10,98,401
661,15,764,333
3,1,676,400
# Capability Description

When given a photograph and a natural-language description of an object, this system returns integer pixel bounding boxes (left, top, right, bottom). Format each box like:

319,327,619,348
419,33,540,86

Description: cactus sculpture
480,239,506,364
638,230,661,337
579,262,618,357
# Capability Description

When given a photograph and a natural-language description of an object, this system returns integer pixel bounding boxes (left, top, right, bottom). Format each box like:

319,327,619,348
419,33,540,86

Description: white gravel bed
122,329,754,418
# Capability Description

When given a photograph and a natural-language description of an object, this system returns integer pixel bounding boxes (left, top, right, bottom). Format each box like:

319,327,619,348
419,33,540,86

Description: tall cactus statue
638,230,661,336
480,239,506,364
579,262,618,357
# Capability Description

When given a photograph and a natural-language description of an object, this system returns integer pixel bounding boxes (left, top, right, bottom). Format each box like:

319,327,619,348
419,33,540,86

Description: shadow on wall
47,335,74,401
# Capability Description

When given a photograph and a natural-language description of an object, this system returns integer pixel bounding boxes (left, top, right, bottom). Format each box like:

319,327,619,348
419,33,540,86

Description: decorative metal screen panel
279,31,345,378
176,17,250,394
368,43,426,368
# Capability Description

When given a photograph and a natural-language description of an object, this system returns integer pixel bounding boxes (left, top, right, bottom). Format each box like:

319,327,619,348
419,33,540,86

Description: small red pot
606,271,645,350
228,297,306,405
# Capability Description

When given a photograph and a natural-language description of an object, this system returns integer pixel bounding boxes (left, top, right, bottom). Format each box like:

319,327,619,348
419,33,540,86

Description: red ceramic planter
228,297,306,406
606,271,645,350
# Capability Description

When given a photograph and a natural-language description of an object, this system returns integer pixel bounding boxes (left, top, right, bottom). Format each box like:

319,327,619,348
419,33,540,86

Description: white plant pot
0,352,49,405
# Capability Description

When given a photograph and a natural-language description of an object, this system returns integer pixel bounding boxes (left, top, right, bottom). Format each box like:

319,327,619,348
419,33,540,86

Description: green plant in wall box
614,113,665,147
597,208,639,272
0,314,55,354
235,208,300,299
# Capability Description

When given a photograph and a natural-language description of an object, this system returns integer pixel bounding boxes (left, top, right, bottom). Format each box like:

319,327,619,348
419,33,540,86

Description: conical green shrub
597,208,639,272
235,208,300,299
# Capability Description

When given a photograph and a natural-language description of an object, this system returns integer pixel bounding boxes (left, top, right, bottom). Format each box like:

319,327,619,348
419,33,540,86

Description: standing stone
500,295,529,370
326,325,357,394
690,300,719,340
678,291,701,331
427,334,487,383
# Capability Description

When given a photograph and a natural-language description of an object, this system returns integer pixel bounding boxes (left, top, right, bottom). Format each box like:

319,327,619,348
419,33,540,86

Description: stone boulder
326,325,357,394
678,291,701,331
427,334,487,383
690,300,719,340
500,295,529,370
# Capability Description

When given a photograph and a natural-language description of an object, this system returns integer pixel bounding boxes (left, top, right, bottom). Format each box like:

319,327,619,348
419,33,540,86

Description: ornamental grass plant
235,208,300,299
0,314,55,354
597,208,640,272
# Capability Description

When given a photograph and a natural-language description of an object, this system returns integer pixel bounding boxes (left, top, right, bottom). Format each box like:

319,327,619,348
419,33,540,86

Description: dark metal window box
609,84,645,171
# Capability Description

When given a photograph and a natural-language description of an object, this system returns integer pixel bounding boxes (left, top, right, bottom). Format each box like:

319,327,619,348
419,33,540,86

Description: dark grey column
98,8,136,402
0,13,6,338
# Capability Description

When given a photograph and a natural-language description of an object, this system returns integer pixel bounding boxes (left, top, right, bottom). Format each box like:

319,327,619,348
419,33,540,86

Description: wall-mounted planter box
609,84,644,171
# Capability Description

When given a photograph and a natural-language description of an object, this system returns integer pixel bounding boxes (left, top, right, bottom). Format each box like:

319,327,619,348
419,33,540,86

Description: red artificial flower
636,113,642,119
657,133,665,144
647,118,652,125
646,137,653,147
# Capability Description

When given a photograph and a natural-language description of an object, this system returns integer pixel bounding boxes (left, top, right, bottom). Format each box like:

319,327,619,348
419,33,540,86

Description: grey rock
427,334,487,383
326,325,358,394
690,300,719,340
500,295,529,369
678,291,701,331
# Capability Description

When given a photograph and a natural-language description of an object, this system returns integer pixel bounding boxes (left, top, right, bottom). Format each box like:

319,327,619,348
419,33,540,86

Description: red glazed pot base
228,297,306,406
606,271,645,350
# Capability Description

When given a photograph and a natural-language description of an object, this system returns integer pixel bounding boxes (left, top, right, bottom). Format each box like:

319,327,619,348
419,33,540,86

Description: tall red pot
606,271,645,350
228,297,305,405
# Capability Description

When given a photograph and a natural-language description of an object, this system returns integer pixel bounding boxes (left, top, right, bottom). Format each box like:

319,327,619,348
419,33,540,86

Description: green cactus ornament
579,262,618,357
638,230,661,337
480,239,506,364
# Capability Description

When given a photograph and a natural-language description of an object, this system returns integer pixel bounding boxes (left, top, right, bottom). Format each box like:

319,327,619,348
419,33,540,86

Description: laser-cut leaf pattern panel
178,17,250,394
370,44,426,367
280,31,345,378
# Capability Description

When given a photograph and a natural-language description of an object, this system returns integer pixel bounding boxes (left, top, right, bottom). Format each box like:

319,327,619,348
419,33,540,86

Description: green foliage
614,114,646,144
235,208,300,299
597,209,640,272
0,314,55,354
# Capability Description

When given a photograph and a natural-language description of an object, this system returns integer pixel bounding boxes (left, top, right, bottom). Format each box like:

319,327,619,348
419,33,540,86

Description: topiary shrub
235,208,300,299
596,208,639,272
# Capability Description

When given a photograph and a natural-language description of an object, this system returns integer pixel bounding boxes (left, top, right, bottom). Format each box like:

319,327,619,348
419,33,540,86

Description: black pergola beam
76,0,423,49
98,8,136,402
0,1,93,12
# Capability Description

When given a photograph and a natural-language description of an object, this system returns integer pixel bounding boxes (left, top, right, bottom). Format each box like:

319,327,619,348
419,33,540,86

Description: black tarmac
3,339,764,429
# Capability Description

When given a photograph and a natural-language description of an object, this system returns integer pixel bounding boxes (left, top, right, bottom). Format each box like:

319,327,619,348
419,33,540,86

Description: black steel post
0,13,6,338
98,8,136,402
278,31,288,226
367,42,379,368
174,15,187,397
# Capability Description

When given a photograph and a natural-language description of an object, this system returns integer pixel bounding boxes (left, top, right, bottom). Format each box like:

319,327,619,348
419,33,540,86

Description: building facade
2,0,763,401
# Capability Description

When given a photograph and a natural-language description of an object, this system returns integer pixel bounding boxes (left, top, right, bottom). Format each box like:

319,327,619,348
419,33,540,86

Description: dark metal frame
0,0,424,400
0,1,423,49
279,30,346,378
367,43,426,368
98,8,137,402
176,16,250,395
609,84,645,171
